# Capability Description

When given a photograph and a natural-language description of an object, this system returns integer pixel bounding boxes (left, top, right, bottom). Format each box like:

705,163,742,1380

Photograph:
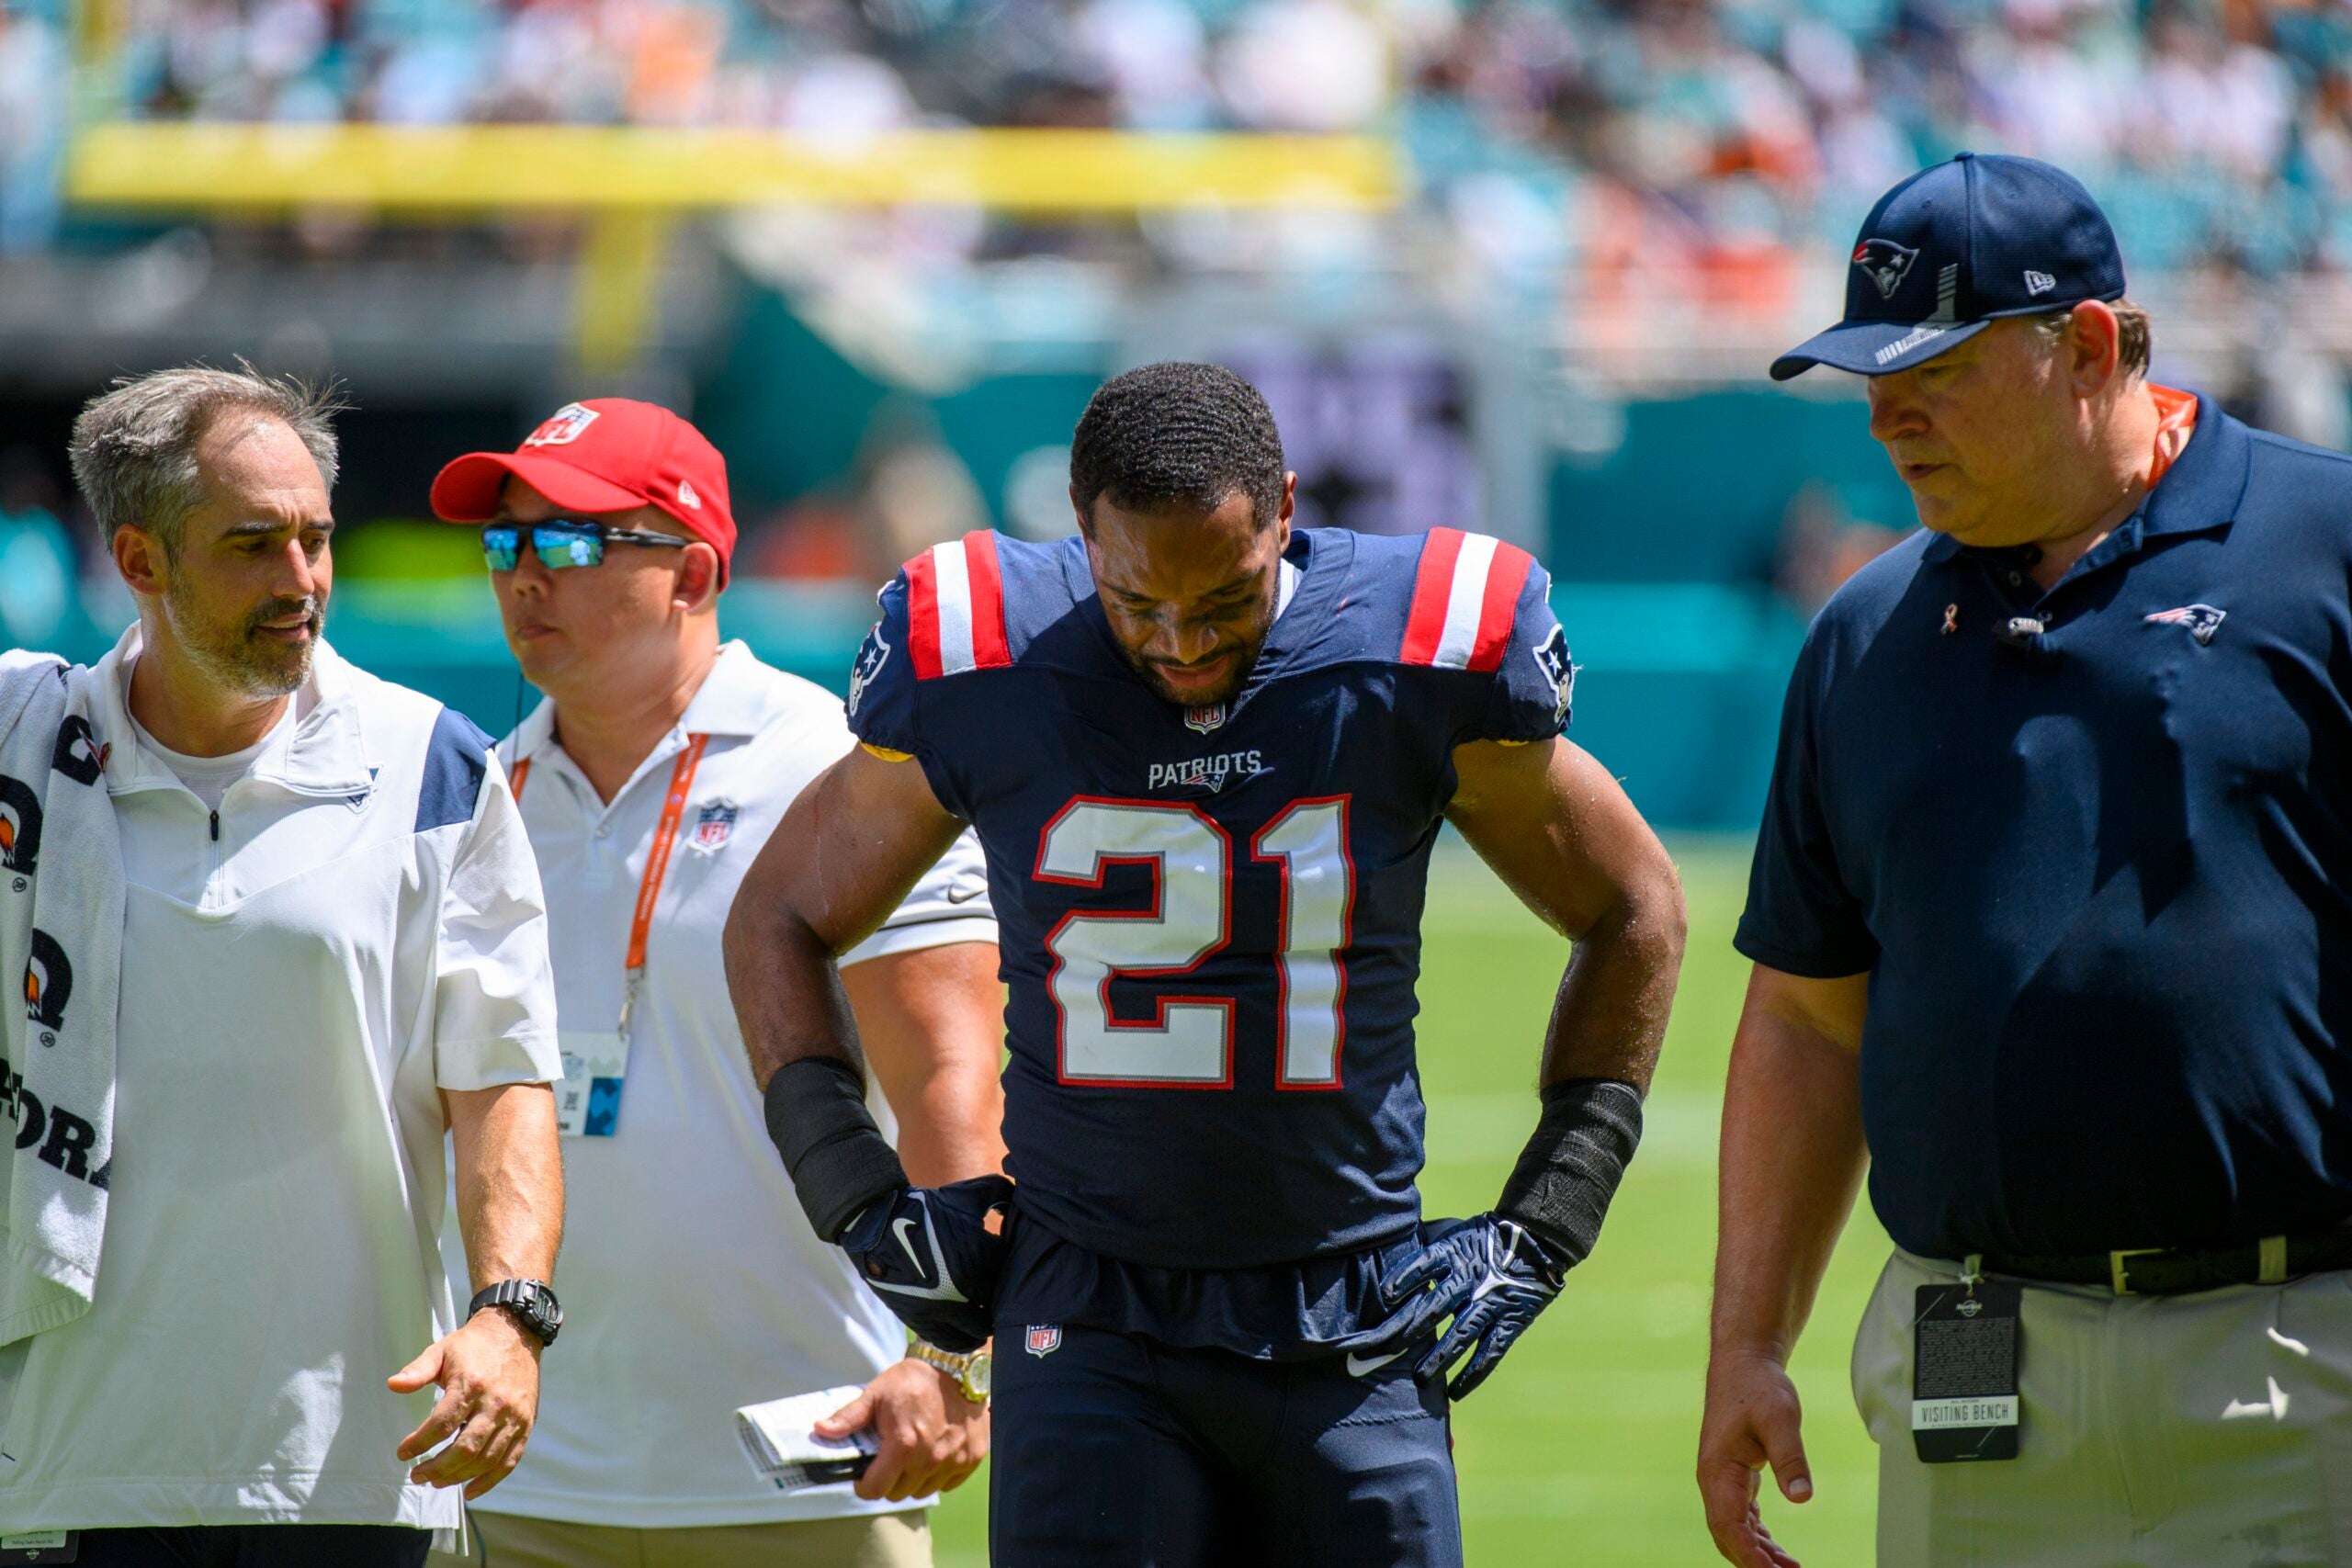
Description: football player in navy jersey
728,363,1686,1566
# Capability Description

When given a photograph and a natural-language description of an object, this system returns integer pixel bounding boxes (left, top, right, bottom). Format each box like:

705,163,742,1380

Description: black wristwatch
469,1279,563,1347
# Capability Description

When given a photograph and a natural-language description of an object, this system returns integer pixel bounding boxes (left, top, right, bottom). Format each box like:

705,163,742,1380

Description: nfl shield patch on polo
693,800,739,850
1025,1324,1062,1358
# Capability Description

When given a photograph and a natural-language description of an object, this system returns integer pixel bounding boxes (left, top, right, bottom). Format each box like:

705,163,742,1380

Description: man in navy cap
1699,152,2352,1567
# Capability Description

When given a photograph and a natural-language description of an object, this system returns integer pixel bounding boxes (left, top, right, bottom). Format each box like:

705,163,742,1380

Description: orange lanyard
511,736,709,1039
509,756,532,799
2144,384,2199,491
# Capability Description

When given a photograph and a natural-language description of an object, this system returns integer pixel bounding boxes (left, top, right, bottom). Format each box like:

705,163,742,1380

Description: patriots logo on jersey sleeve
1532,624,1574,727
848,623,892,718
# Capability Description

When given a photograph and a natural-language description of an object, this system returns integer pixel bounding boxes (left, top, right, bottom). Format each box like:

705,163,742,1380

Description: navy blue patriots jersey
848,525,1572,1273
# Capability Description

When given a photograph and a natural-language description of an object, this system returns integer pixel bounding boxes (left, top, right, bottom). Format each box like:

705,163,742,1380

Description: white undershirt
134,713,288,812
120,662,294,812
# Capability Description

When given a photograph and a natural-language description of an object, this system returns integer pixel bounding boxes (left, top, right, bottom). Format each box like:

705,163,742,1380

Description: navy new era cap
1770,152,2126,381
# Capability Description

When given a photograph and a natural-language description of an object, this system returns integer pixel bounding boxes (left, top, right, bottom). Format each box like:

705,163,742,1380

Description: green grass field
931,838,1890,1566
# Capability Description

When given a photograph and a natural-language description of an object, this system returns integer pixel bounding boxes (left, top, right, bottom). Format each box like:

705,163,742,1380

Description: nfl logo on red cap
524,403,600,447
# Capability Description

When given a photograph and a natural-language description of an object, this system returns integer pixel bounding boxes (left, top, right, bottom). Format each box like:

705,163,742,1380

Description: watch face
967,1349,992,1401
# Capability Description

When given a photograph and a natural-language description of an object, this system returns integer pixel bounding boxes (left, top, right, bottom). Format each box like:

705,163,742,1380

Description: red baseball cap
431,399,737,584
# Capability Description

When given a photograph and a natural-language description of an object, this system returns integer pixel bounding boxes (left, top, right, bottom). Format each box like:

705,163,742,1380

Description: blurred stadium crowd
6,0,2352,276
6,0,2352,805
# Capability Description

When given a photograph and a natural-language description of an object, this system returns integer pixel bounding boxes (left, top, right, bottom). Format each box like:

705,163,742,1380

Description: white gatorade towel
0,651,123,1345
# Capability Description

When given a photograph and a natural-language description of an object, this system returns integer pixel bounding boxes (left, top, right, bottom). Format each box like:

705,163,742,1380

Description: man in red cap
428,400,1006,1568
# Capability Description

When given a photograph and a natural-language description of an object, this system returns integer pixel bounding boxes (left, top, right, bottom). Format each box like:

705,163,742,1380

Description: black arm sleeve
762,1056,910,1242
1495,1077,1644,1270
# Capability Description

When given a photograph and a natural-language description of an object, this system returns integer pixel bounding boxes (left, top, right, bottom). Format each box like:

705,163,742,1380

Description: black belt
1981,1226,2352,1296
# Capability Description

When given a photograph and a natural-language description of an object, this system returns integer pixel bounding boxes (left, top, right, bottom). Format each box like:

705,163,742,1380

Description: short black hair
1069,362,1285,528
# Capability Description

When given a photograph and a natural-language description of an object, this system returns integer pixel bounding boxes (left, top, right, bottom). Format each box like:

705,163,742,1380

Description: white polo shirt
0,626,560,1536
455,641,995,1529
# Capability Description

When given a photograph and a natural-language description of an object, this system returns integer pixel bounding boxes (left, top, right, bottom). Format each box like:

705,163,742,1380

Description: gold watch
910,1339,992,1404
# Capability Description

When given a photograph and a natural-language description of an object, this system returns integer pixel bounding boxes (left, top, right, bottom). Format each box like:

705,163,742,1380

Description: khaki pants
428,1509,930,1568
1855,1249,2352,1566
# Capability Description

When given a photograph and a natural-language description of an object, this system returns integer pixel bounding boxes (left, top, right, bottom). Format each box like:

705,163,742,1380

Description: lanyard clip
1960,1253,1984,1295
618,969,643,1043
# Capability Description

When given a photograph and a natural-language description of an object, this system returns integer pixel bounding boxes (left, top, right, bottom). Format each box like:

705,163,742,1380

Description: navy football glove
1375,1214,1565,1401
839,1175,1014,1354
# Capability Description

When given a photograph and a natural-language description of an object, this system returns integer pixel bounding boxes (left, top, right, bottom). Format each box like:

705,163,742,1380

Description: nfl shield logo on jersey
1025,1325,1062,1358
693,801,739,851
1183,703,1227,735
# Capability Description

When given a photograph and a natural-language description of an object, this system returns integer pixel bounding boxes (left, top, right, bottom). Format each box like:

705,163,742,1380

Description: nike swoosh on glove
1374,1214,1565,1401
839,1174,1014,1353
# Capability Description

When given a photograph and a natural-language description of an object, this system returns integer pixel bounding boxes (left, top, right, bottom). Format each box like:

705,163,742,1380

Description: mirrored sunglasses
481,521,690,572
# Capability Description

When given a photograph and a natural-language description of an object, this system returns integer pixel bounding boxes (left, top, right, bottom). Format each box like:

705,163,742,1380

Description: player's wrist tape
1495,1077,1644,1272
762,1057,910,1243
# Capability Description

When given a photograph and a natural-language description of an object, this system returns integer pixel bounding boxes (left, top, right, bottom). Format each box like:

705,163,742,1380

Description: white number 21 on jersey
1035,796,1353,1089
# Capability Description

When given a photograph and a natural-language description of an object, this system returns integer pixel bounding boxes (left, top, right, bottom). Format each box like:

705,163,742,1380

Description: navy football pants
989,1324,1463,1568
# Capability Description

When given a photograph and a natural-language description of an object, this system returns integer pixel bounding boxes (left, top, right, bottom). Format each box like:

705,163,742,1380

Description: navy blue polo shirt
1737,396,2352,1259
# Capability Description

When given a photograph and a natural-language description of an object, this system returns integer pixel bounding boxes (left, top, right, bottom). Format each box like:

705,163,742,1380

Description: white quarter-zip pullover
0,625,560,1536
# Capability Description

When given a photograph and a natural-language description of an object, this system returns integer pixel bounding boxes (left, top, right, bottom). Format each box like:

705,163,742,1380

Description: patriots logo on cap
1852,238,1919,301
524,402,601,447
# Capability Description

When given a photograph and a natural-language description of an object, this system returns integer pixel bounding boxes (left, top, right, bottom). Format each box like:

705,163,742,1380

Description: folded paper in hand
735,1385,877,1493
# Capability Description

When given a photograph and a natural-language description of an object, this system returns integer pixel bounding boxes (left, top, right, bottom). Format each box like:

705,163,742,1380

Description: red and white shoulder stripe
905,530,1013,681
1399,527,1537,672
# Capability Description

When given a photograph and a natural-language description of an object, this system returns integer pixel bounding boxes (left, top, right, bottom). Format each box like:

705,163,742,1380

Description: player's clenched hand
1698,1348,1811,1568
1374,1215,1564,1401
841,1175,1015,1353
819,1356,990,1503
388,1308,542,1501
